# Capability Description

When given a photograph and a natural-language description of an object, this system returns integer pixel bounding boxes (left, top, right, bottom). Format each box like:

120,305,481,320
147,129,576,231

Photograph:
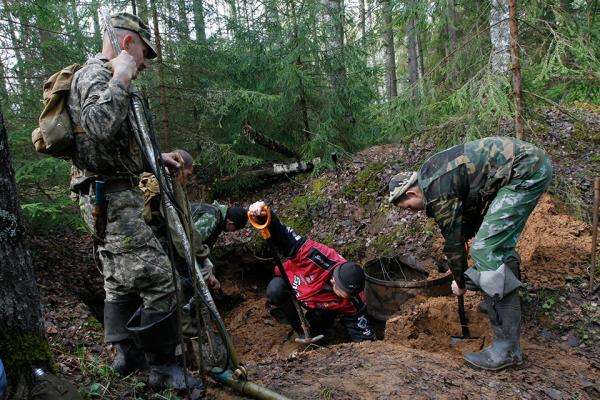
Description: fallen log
243,123,301,160
209,158,320,198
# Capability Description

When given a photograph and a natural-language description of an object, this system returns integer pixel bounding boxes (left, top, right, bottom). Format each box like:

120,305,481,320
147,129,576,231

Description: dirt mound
517,194,592,288
223,296,297,363
384,294,491,354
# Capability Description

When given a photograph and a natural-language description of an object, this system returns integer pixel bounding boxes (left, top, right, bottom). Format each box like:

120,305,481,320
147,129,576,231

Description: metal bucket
364,255,452,320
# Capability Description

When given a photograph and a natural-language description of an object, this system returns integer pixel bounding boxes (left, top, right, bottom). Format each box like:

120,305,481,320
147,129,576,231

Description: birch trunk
490,0,510,75
509,0,524,139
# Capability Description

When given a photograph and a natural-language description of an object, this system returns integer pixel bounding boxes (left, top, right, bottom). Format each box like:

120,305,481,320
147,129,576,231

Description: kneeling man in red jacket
249,201,376,342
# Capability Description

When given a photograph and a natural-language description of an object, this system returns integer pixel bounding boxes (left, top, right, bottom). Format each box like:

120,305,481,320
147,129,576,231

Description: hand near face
110,50,138,84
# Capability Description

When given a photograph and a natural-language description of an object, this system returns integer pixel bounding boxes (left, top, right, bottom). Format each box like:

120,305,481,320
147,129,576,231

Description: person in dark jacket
389,137,552,371
249,201,376,343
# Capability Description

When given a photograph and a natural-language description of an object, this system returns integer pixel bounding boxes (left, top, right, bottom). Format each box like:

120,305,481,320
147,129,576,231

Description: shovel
450,295,479,345
248,207,325,345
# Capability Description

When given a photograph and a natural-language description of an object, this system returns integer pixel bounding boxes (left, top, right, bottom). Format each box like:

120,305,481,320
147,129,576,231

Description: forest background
0,0,598,232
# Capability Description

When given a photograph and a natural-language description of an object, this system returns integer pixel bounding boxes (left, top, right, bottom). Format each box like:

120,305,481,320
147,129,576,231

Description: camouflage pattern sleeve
74,62,131,144
429,197,468,287
193,211,218,243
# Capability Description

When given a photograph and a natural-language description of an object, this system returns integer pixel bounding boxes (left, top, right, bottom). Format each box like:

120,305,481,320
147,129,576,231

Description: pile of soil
518,195,592,288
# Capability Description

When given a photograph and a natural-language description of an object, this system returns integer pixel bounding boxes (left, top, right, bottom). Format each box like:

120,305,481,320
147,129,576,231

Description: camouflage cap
388,171,418,204
112,12,157,59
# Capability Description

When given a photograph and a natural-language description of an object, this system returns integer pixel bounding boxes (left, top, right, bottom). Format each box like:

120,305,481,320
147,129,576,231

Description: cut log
243,123,301,159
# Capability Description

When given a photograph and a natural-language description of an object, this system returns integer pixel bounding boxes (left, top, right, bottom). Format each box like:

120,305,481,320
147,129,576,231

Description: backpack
31,64,85,157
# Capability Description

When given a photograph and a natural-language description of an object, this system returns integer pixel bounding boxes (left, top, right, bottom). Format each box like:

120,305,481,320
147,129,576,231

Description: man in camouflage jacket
389,137,552,371
190,201,248,249
68,12,202,393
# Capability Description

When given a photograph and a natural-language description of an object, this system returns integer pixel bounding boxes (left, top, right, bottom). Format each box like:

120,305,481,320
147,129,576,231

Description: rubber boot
464,291,523,371
104,301,146,375
127,307,205,395
112,339,147,375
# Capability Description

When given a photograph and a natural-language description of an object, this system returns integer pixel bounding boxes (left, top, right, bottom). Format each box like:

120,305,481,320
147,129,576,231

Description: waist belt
80,176,138,196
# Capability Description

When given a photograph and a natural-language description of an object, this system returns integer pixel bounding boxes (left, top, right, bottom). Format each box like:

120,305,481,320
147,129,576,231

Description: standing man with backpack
66,13,203,394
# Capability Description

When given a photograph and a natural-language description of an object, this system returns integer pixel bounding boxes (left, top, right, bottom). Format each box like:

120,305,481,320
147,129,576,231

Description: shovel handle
248,206,272,239
457,295,471,337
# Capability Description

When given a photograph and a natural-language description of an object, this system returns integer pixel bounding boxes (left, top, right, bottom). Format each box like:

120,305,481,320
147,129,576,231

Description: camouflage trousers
80,187,175,313
470,153,553,272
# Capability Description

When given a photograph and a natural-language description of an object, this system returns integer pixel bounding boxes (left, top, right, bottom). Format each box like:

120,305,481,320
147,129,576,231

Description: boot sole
464,357,524,371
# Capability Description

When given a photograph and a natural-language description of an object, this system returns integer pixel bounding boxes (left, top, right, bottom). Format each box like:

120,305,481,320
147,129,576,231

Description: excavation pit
364,255,453,321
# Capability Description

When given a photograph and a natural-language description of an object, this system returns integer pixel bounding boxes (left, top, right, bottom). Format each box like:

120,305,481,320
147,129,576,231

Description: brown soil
517,194,592,288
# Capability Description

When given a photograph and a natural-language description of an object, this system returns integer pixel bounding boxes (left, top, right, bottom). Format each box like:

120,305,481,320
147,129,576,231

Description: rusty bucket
364,255,452,320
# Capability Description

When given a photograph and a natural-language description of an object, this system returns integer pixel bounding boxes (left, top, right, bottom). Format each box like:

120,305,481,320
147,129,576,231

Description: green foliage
1,0,598,234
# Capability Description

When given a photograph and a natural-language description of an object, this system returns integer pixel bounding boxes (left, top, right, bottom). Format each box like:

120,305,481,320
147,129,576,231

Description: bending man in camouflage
191,201,248,250
68,13,202,393
388,137,552,371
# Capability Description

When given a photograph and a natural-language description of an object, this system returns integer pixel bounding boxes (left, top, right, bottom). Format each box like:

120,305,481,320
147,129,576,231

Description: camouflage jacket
418,136,548,285
190,202,228,248
67,53,144,189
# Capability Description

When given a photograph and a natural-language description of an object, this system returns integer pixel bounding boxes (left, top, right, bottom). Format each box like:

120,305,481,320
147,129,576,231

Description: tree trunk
508,0,524,139
0,107,52,400
91,0,102,44
321,0,346,92
359,0,366,40
406,13,419,100
192,0,207,42
150,0,171,149
416,32,424,82
137,0,150,26
490,0,510,75
177,0,190,41
447,0,457,53
2,0,24,83
446,0,457,83
381,0,397,100
226,0,238,38
243,124,302,159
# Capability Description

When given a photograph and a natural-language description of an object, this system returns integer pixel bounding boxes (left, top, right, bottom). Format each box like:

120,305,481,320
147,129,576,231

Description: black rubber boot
464,291,523,371
127,307,205,395
104,301,146,375
112,339,147,375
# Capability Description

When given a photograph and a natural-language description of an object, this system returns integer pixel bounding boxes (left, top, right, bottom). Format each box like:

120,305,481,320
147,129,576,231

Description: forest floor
30,106,600,399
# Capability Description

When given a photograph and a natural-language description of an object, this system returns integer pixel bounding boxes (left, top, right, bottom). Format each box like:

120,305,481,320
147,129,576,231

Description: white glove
248,201,267,216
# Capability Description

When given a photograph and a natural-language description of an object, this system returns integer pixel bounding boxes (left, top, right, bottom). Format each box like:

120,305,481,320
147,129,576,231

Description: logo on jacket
292,275,301,291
